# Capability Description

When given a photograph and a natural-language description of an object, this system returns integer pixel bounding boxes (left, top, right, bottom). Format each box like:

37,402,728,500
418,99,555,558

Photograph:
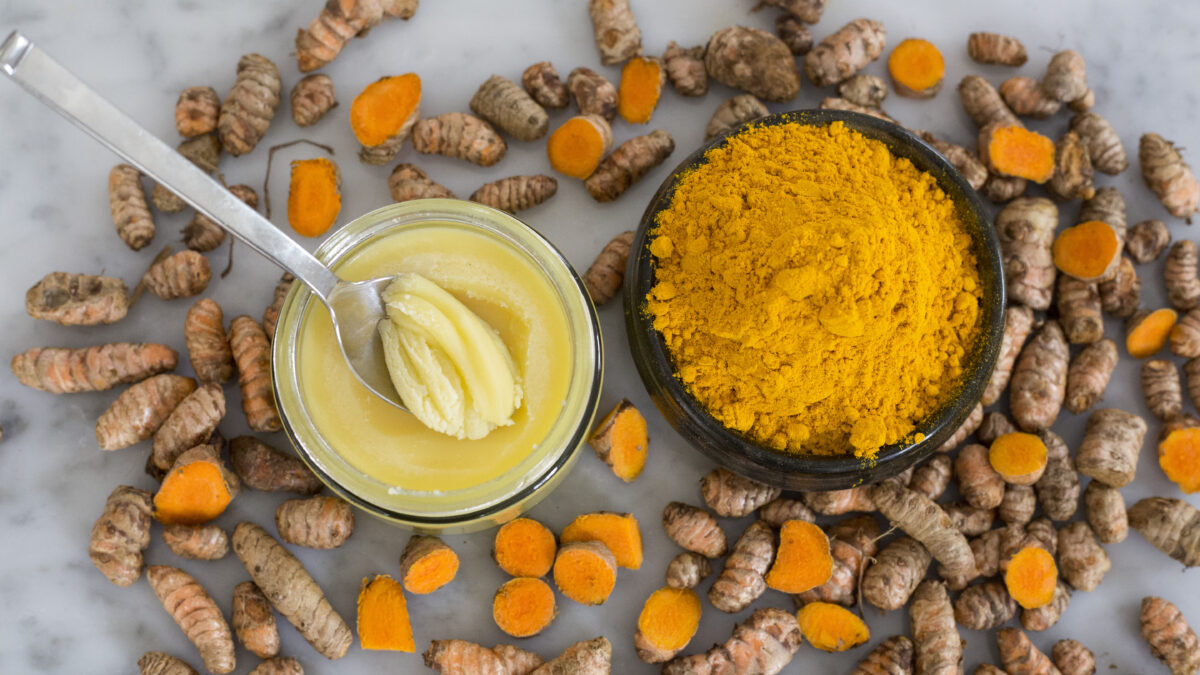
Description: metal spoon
0,31,408,411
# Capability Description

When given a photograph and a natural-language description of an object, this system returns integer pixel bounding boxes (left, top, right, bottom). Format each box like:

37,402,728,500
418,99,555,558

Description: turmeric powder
647,121,982,456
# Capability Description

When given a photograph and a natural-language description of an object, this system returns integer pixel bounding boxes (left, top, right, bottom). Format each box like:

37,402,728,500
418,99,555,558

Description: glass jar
273,199,603,533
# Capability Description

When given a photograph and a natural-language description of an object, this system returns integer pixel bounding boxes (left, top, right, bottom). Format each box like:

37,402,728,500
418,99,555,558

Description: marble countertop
1,0,1198,672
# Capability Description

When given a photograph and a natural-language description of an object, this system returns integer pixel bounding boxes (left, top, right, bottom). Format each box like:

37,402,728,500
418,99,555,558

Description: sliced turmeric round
1052,220,1122,281
350,73,422,147
1127,308,1178,359
494,518,557,577
980,124,1056,183
398,535,459,594
153,444,238,525
1004,546,1058,609
560,512,643,569
887,38,945,98
357,575,415,652
618,57,665,125
635,587,702,662
547,115,613,180
1159,426,1200,493
988,432,1049,486
287,157,341,238
796,601,870,652
552,540,618,605
587,399,649,482
492,577,557,638
764,520,833,594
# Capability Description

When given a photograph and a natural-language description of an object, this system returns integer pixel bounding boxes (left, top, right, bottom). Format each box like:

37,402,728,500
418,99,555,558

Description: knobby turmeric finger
229,316,281,432
547,114,613,180
803,18,885,88
185,184,257,254
567,67,619,121
425,641,544,674
294,0,403,73
96,374,197,450
1000,76,1062,119
522,61,569,109
12,342,177,394
151,382,226,473
764,520,832,594
1166,240,1200,310
1004,546,1058,609
493,577,557,638
634,587,702,663
706,94,769,141
661,42,707,97
470,74,549,142
26,272,130,326
89,485,152,587
162,523,229,561
1076,408,1148,488
494,517,557,578
887,38,944,98
665,552,711,590
861,536,933,611
997,628,1057,675
109,164,155,250
776,15,814,56
664,608,800,674
553,540,618,605
291,74,337,127
399,535,459,594
1129,497,1200,568
560,511,643,570
583,231,634,306
1048,130,1096,202
218,54,281,157
618,56,665,124
702,467,781,517
1140,596,1200,675
585,129,675,202
351,74,421,165
412,112,507,166
588,0,641,65
146,565,236,674
229,435,323,495
262,273,294,341
967,32,1027,66
176,86,220,137
979,123,1056,183
357,575,415,652
1127,308,1178,359
142,250,212,300
287,157,341,236
275,495,354,549
138,651,198,675
153,444,240,525
662,502,726,558
185,299,235,384
708,520,774,613
470,175,557,213
797,601,870,652
587,399,648,482
1158,427,1200,493
1140,133,1199,220
389,163,455,202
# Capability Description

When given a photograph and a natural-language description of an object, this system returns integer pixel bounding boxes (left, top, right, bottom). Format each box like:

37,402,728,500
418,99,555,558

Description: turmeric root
388,163,455,202
494,517,557,578
706,25,801,100
1048,130,1095,201
990,432,1049,486
666,552,711,590
554,540,617,606
1042,49,1089,103
232,581,279,659
176,86,220,137
1143,359,1184,421
887,38,944,98
861,536,932,611
945,502,996,537
702,467,781,518
1057,521,1110,591
1051,640,1094,675
708,520,774,613
536,637,612,674
910,580,962,675
999,76,1061,119
232,521,353,659
980,124,1056,183
1053,223,1118,285
1076,408,1148,487
184,184,257,254
470,175,558,213
425,640,544,675
996,197,1058,310
287,157,341,236
705,94,768,141
412,112,507,166
634,587,702,663
357,575,414,652
818,96,897,123
294,0,385,72
1021,580,1071,631
493,577,557,638
954,580,1017,630
840,74,888,108
291,74,337,127
662,501,727,558
663,608,800,675
1056,276,1102,344
997,627,1057,675
470,75,548,142
1128,219,1171,263
662,42,707,97
979,412,1017,446
804,18,887,88
959,75,1021,129
1004,546,1058,609
147,565,236,674
1141,132,1200,220
275,495,354,549
919,131,988,191
585,129,674,202
803,485,876,514
1010,320,1068,432
89,485,152,586
937,402,983,454
873,482,975,578
26,271,129,326
522,61,568,109
566,67,618,121
96,374,196,450
1159,425,1200,493
587,399,647,481
794,515,879,606
561,511,643,569
955,444,1006,509
981,173,1028,204
1098,256,1140,318
547,114,613,180
617,57,665,125
218,54,281,156
400,534,459,593
910,454,952,500
587,0,641,64
1035,431,1080,521
1080,186,1127,242
248,658,303,675
1173,309,1200,358
184,299,234,384
1084,480,1127,544
229,436,322,494
1129,496,1200,567
967,32,1027,66
1128,308,1179,359
797,601,869,652
582,230,634,305
983,304,1036,405
775,15,813,56
1167,241,1200,310
756,0,827,23
229,316,281,432
163,523,229,560
12,342,176,394
1141,596,1200,675
154,444,240,525
763,520,831,594
850,636,914,675
1000,484,1037,526
109,164,155,250
139,651,199,675
142,250,211,300
1070,111,1127,175
151,382,225,473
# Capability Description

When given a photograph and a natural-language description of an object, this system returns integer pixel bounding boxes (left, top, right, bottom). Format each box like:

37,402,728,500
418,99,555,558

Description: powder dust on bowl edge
624,109,1006,491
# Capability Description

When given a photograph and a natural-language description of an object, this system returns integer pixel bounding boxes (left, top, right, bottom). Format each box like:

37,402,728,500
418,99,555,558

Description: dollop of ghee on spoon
378,272,523,440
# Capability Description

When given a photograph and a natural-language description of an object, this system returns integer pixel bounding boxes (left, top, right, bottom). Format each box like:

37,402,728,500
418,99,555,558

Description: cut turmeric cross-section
493,577,557,638
587,399,648,482
1004,546,1058,609
494,517,557,577
350,73,422,147
287,157,341,238
553,540,618,605
356,575,415,652
887,38,945,98
399,535,459,594
1052,220,1122,282
796,601,870,652
980,124,1056,183
618,57,665,124
547,115,613,180
988,432,1049,486
1159,427,1200,493
153,444,238,525
764,520,833,594
1127,308,1178,359
634,587,702,663
560,512,643,569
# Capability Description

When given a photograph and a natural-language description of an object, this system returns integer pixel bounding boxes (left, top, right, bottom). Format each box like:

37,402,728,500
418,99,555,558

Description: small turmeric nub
887,38,944,98
1004,546,1058,609
287,157,341,238
634,587,702,663
1127,308,1178,359
350,74,421,147
1159,427,1200,493
153,445,239,526
1052,220,1122,282
618,57,665,124
989,432,1049,486
588,399,648,482
764,520,833,593
553,540,618,605
494,518,557,578
399,535,459,594
980,124,1056,183
493,577,557,638
796,601,870,652
356,575,415,652
547,115,613,180
560,511,643,570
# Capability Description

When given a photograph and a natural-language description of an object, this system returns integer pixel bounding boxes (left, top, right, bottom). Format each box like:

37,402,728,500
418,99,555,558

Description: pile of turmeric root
9,0,1200,672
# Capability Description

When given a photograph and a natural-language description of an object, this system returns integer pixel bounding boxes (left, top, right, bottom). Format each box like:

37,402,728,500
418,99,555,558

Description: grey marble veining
0,0,1197,672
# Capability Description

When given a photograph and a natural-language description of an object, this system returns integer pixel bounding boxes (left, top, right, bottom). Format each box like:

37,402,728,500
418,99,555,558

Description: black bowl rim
623,109,1006,490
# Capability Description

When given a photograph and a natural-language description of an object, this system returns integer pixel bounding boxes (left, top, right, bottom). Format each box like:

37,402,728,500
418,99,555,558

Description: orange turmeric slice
980,124,1056,183
1052,220,1122,281
1004,546,1058,609
560,512,643,569
553,540,618,605
287,157,341,238
796,602,870,652
547,115,613,180
350,73,422,147
153,444,238,525
887,38,945,98
1159,426,1200,493
493,577,557,638
399,535,459,594
588,399,648,482
494,518,557,577
635,587,702,661
356,575,415,652
989,432,1049,486
1127,308,1178,359
618,57,665,124
764,520,833,594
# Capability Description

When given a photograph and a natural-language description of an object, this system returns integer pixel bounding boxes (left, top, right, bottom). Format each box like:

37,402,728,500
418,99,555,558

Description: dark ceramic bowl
624,109,1005,491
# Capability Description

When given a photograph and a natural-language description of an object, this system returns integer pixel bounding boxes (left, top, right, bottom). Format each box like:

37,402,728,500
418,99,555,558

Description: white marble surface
0,0,1198,672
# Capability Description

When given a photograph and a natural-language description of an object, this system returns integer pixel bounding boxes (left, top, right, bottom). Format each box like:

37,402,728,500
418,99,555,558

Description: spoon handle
0,31,341,302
